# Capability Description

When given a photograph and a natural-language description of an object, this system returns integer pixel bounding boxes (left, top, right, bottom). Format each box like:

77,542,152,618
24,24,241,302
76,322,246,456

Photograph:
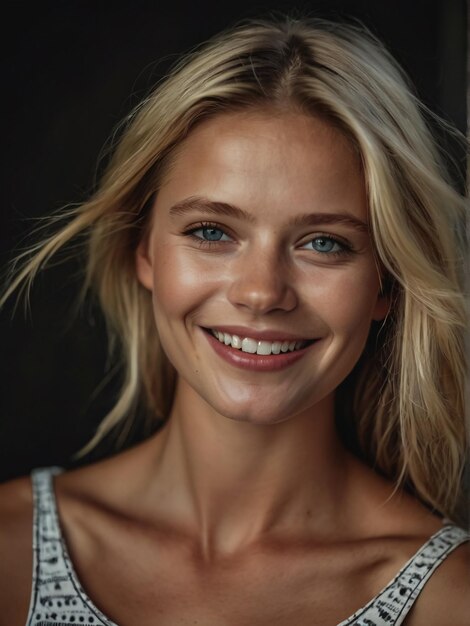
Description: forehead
157,109,366,220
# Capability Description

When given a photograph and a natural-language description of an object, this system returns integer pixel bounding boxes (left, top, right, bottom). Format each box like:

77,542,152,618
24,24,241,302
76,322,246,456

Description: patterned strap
342,524,469,626
25,466,113,626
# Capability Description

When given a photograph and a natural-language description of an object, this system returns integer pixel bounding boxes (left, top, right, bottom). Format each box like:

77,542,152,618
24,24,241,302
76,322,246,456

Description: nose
226,245,297,315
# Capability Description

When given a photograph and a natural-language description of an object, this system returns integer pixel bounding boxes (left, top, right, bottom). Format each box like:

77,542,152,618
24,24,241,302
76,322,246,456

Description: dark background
1,0,467,482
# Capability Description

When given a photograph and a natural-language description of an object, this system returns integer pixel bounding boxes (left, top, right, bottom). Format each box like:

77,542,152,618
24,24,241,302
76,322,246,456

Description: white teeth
211,330,307,355
256,340,273,356
271,342,282,354
231,335,242,349
242,337,258,353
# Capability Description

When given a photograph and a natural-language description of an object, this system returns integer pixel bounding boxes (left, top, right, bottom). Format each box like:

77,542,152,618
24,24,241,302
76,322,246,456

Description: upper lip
203,325,314,342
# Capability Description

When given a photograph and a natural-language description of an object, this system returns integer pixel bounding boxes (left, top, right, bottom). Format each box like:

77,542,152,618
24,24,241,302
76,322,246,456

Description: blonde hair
3,14,468,523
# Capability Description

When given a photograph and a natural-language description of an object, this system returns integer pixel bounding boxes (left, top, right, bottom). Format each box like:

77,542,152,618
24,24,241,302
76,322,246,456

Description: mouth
201,327,316,356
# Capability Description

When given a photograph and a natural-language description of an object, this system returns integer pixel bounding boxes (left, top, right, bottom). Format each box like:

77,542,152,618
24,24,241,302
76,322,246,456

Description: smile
208,328,312,355
201,327,318,372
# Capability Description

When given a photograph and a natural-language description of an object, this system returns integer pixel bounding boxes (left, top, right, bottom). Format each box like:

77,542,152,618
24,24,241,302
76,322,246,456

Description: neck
146,378,350,561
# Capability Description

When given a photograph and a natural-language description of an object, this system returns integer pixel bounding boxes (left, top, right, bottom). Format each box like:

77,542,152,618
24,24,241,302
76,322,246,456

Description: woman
0,14,468,626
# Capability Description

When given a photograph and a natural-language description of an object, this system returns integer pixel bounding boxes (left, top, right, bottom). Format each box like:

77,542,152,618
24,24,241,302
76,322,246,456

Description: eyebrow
168,195,369,233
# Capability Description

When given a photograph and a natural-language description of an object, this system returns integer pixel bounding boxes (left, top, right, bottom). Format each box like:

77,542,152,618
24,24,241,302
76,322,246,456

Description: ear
135,234,154,292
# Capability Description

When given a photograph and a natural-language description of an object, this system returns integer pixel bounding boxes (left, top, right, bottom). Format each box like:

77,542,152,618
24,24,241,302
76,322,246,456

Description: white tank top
25,466,469,626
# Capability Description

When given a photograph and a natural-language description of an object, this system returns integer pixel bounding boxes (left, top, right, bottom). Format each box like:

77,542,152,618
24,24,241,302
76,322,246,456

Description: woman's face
136,109,388,425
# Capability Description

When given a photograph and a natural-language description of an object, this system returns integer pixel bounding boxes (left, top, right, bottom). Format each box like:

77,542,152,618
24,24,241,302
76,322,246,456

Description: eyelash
182,221,354,258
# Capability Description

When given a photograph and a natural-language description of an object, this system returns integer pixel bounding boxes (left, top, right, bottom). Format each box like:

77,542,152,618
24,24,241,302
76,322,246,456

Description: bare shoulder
0,474,34,626
405,535,470,626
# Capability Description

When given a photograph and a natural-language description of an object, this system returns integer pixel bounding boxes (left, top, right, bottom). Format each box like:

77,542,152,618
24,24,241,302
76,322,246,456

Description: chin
211,400,296,427
229,412,288,426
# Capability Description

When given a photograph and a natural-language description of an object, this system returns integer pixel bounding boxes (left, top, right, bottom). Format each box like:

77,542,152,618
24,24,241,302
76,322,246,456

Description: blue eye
183,222,232,248
195,225,227,241
305,236,344,254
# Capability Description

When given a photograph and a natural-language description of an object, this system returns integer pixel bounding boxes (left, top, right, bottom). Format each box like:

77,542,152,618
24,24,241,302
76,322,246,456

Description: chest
65,524,403,626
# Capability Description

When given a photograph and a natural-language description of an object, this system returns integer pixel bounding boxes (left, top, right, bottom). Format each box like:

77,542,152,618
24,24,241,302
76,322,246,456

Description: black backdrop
1,0,467,482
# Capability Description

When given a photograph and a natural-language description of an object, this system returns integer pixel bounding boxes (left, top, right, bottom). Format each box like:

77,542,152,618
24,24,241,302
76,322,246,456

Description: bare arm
0,476,34,626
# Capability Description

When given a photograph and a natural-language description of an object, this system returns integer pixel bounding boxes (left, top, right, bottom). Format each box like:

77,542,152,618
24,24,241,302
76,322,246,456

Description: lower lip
201,328,318,372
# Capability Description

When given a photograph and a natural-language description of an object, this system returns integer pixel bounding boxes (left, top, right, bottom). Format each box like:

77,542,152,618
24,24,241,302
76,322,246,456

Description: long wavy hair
2,14,468,523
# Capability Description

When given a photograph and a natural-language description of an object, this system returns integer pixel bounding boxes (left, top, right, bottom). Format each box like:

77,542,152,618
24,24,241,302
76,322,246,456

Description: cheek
151,246,215,327
308,264,380,335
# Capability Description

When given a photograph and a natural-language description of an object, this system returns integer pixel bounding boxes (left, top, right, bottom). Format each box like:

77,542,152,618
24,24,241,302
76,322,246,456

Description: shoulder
404,531,470,626
0,474,35,626
347,458,470,624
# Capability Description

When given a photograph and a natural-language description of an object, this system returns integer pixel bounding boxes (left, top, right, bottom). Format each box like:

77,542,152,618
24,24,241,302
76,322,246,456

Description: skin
0,110,468,626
